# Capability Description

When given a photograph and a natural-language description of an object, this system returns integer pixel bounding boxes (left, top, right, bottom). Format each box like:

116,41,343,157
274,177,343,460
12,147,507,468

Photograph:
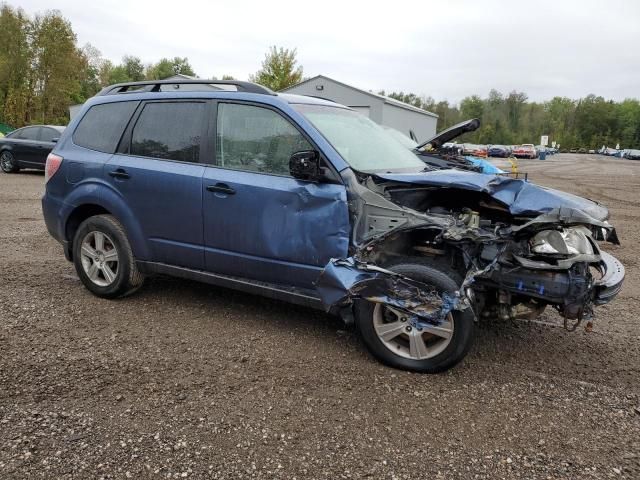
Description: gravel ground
0,154,638,479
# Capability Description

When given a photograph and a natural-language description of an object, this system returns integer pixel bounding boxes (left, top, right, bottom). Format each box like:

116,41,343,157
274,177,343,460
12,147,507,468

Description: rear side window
13,127,39,141
40,127,62,142
216,103,312,175
73,102,138,153
130,102,205,163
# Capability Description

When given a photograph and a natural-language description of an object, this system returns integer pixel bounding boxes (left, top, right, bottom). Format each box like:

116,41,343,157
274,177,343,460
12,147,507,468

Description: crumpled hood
374,170,610,221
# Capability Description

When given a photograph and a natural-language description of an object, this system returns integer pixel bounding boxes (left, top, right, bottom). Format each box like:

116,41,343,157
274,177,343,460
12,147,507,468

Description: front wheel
72,214,145,298
0,151,19,173
355,260,474,373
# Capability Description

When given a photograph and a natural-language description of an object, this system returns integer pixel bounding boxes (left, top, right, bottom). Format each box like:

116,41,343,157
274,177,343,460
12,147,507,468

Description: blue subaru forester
42,79,625,372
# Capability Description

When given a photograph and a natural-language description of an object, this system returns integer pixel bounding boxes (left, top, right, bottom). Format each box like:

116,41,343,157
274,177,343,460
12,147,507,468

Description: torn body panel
315,167,624,330
317,257,463,327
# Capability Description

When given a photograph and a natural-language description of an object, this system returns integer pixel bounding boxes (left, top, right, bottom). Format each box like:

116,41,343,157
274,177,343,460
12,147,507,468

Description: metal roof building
281,75,438,142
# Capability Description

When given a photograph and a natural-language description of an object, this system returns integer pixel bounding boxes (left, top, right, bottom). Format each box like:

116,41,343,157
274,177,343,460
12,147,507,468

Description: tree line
381,90,640,149
1,3,639,150
0,5,208,127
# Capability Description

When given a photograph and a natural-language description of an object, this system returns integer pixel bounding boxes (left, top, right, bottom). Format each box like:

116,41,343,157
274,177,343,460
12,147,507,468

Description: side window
130,102,205,163
40,128,61,142
217,103,312,175
73,102,138,153
7,128,22,139
15,127,39,140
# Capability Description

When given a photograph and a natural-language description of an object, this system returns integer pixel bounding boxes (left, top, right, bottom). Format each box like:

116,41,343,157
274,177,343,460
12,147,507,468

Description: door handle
108,168,130,179
206,183,235,195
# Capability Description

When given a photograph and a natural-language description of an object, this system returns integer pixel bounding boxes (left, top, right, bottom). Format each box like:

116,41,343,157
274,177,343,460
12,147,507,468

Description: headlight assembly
530,227,595,255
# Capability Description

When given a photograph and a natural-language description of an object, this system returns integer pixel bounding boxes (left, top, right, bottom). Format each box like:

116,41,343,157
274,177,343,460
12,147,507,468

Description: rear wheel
0,151,19,173
355,259,474,373
72,215,144,298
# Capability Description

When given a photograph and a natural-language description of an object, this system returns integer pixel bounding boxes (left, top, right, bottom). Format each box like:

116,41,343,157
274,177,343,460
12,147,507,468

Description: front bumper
594,251,625,305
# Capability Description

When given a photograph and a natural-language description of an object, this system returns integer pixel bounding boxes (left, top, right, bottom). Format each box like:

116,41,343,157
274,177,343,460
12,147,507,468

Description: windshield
382,126,419,149
292,104,426,172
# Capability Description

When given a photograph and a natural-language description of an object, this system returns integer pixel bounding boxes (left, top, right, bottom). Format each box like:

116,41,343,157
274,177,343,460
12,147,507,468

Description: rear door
31,127,61,167
105,100,209,269
202,101,350,289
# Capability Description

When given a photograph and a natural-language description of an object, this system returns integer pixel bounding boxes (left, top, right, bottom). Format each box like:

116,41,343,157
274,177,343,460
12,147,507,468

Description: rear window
73,102,138,153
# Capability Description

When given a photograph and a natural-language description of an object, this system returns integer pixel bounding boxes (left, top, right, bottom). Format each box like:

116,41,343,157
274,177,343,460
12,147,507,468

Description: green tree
249,46,303,91
146,57,195,80
0,4,32,126
122,55,145,81
31,10,85,124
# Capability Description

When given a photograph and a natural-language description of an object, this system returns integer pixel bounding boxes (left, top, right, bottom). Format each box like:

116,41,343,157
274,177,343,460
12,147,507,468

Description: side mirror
289,150,322,181
51,137,59,143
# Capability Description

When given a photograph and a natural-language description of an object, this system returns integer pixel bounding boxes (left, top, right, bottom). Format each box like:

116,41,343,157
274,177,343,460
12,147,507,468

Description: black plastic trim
137,261,325,310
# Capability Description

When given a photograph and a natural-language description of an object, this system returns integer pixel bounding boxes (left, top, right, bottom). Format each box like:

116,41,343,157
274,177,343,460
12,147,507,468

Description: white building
281,75,438,142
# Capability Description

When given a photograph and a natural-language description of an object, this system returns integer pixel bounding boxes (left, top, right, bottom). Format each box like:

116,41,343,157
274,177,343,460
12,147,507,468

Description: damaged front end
316,168,625,334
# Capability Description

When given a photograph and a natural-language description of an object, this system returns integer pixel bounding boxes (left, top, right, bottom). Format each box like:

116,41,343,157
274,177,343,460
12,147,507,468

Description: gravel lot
0,154,639,479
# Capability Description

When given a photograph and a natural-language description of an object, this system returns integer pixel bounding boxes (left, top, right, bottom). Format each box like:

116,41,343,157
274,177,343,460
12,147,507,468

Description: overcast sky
17,0,640,103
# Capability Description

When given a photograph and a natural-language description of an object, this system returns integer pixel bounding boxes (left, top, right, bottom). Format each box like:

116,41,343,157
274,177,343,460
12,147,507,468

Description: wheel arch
65,204,111,253
62,183,150,262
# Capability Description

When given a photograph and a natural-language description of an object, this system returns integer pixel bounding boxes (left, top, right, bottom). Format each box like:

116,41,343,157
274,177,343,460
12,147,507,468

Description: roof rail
96,79,275,96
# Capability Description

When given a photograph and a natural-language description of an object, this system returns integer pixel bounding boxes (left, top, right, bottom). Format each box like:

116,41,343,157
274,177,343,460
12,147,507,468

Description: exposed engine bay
316,167,625,333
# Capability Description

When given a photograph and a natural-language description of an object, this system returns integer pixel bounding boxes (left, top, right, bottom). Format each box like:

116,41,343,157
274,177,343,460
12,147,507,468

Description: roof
281,75,438,118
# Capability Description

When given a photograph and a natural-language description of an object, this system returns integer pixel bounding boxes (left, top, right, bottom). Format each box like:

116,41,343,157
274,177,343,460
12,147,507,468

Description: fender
61,178,151,261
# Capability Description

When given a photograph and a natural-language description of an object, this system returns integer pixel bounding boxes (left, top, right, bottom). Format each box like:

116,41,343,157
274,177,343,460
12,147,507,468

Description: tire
0,150,19,173
72,214,145,299
355,258,474,373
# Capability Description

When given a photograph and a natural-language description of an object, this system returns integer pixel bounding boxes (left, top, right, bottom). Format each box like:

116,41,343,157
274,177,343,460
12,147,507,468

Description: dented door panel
202,166,350,288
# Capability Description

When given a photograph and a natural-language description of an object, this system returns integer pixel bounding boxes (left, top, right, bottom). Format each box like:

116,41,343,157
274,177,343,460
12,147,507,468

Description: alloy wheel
372,304,454,360
0,151,15,172
79,231,120,287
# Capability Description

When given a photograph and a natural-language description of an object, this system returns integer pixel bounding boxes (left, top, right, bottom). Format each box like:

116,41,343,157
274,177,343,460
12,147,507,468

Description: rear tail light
45,153,63,183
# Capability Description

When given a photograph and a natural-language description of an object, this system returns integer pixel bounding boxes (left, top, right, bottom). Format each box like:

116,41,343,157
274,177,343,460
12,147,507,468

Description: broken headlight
530,227,594,255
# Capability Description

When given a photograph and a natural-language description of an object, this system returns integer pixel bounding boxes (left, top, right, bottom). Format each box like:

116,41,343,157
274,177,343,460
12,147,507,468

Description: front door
11,126,42,166
105,100,209,269
203,102,350,289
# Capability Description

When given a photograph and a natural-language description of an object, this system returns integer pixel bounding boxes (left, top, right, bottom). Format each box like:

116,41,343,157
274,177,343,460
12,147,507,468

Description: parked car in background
487,145,511,158
512,144,537,159
42,79,625,373
624,149,640,160
0,125,65,173
462,143,488,157
601,147,622,157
